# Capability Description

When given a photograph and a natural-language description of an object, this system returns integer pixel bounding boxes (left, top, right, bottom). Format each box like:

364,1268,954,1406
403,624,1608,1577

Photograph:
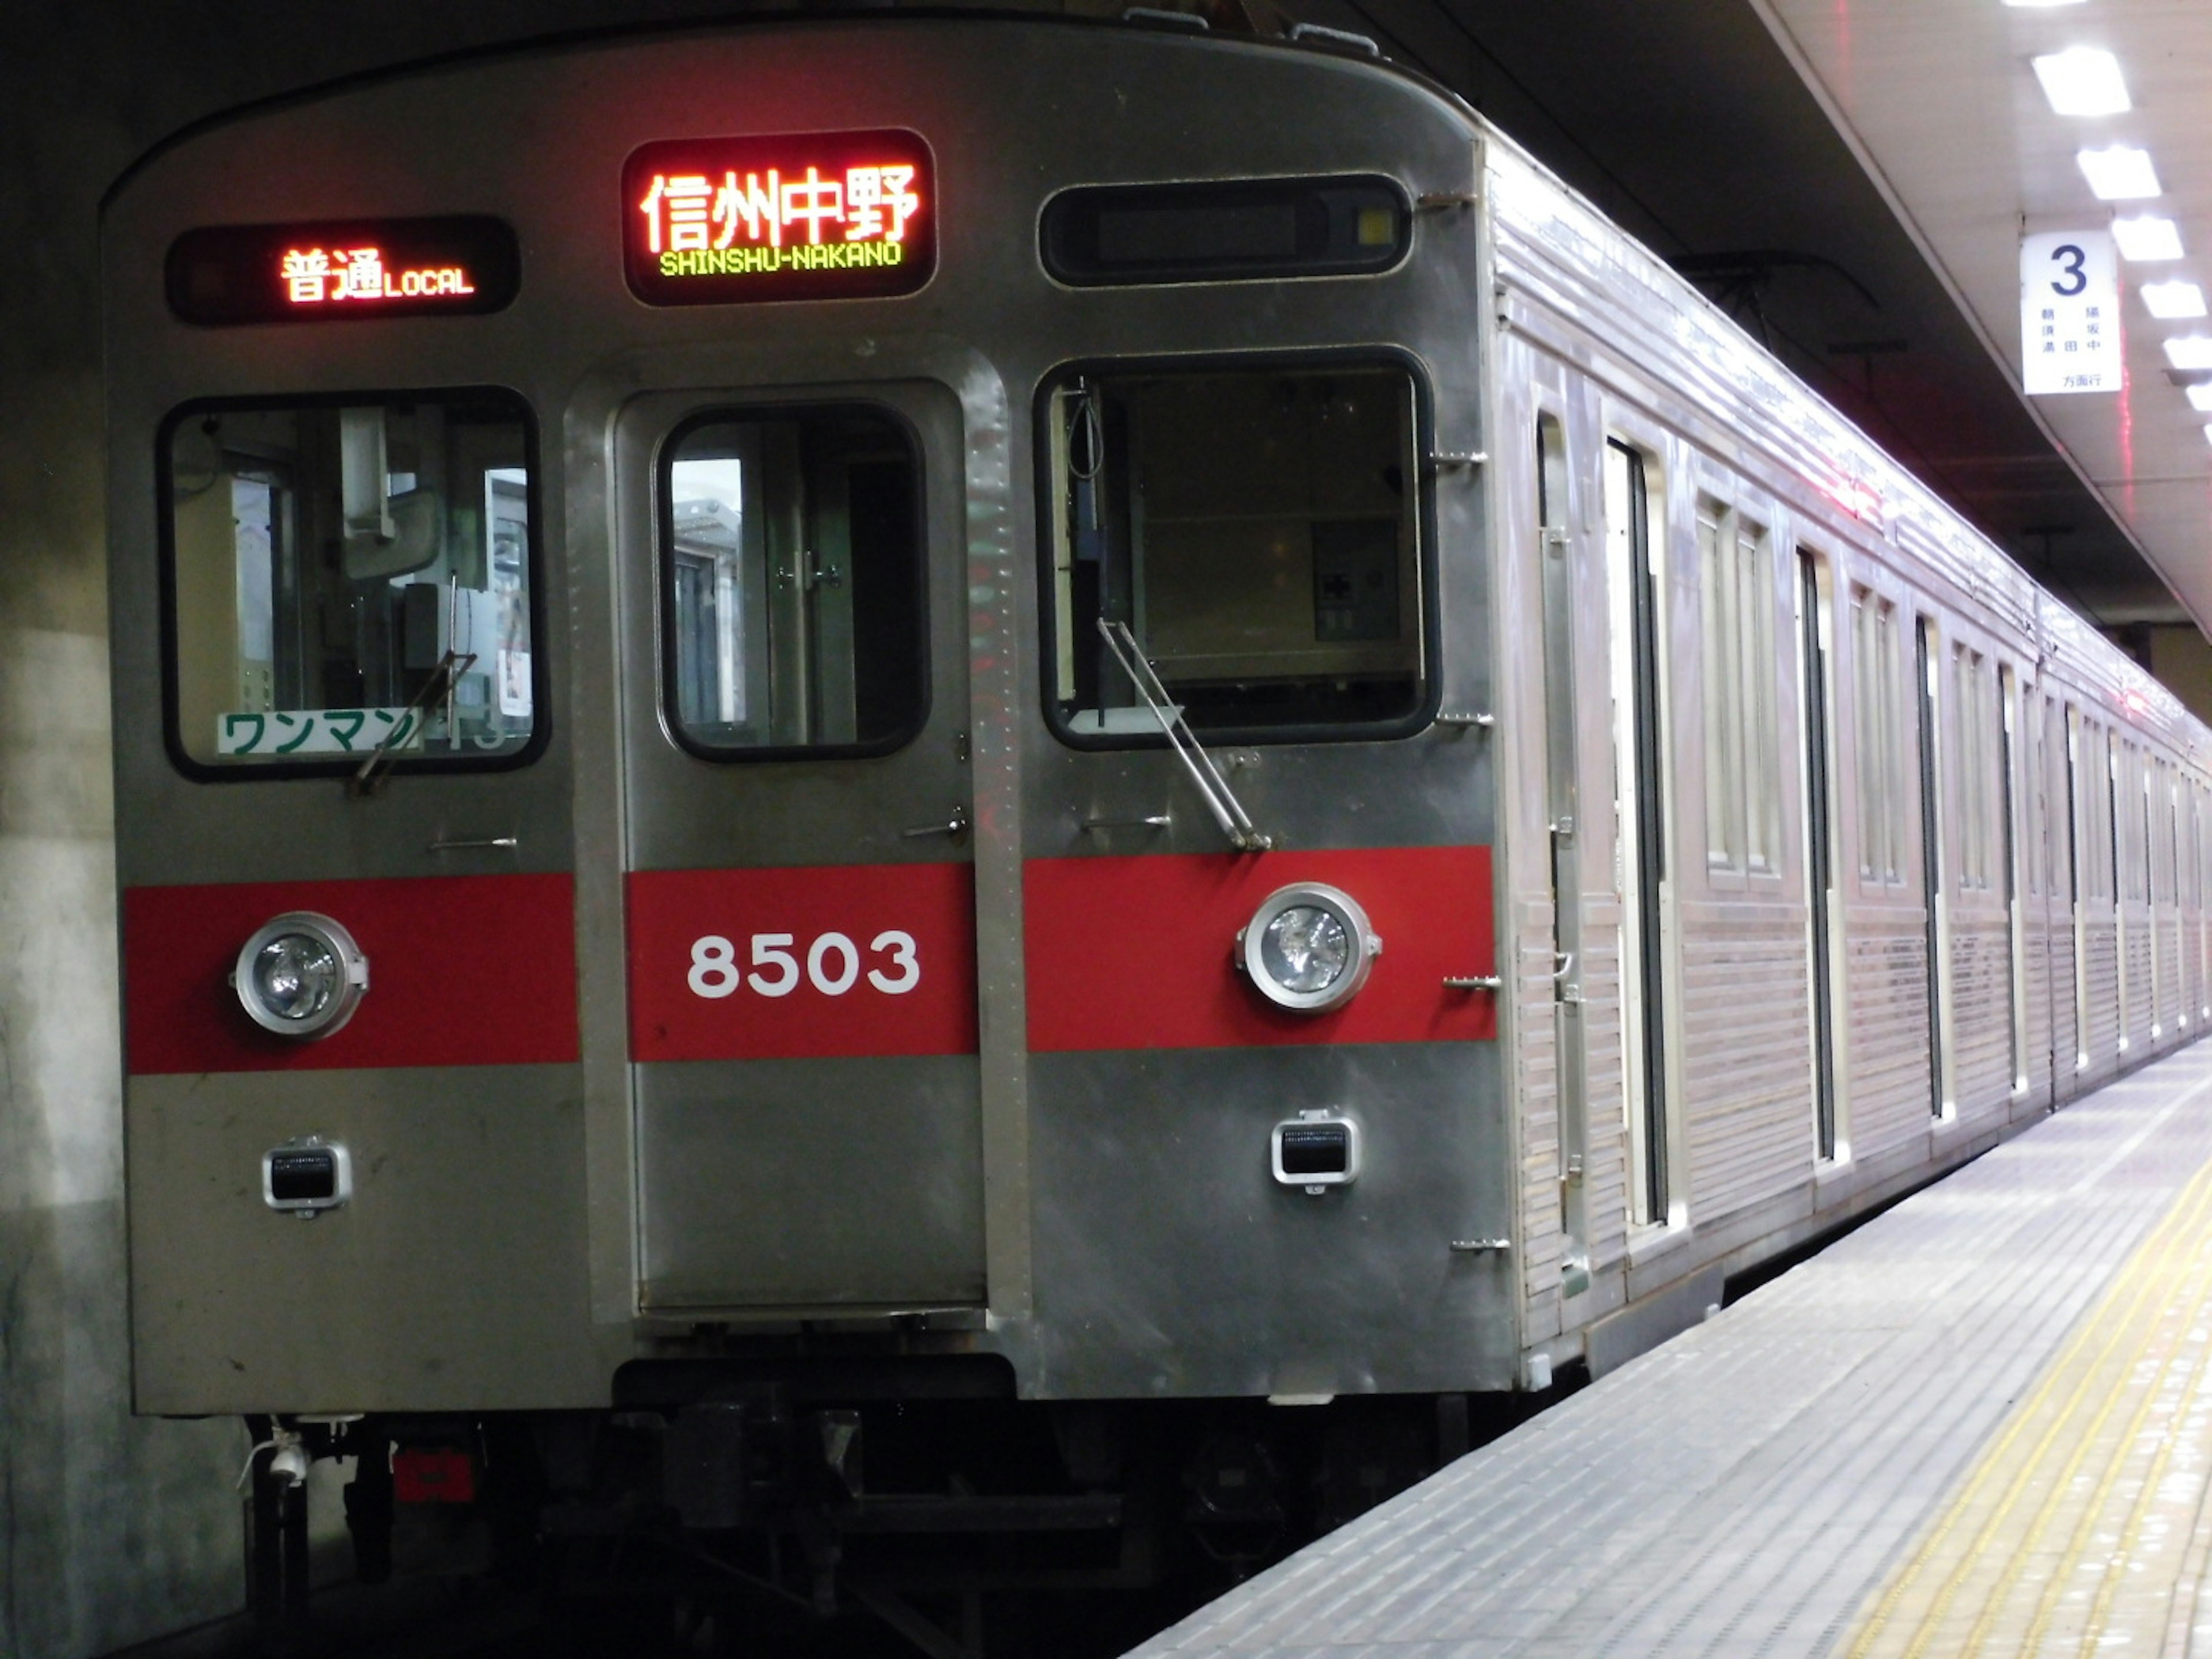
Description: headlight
233,912,369,1039
1237,883,1381,1013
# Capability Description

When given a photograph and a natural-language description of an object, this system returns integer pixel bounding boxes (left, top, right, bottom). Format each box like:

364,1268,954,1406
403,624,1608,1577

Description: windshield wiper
1094,618,1271,852
349,648,476,797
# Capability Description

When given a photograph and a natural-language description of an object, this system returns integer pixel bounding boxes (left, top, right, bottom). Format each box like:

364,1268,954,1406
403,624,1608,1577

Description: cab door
615,381,983,1313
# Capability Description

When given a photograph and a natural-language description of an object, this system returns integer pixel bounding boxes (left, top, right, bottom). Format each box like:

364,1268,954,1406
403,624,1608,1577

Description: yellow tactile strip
1843,1113,2212,1659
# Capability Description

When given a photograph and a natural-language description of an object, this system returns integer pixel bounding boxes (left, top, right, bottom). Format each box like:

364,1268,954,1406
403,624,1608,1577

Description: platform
1128,1041,2212,1659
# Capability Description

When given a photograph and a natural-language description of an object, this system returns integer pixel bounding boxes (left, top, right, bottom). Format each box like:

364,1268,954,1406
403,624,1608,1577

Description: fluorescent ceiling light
2165,337,2212,370
2143,281,2207,320
2006,0,2086,7
2113,215,2185,262
2203,424,2212,446
2034,48,2131,116
2080,145,2162,200
2187,384,2212,412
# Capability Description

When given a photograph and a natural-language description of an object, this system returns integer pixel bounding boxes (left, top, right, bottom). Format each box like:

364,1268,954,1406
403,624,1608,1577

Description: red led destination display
166,217,520,326
624,130,935,306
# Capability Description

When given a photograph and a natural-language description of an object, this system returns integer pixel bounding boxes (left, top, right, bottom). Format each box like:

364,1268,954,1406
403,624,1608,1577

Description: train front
102,13,1510,1621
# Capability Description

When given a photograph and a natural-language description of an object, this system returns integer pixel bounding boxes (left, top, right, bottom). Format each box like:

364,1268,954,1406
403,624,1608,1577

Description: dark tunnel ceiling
1297,0,2182,627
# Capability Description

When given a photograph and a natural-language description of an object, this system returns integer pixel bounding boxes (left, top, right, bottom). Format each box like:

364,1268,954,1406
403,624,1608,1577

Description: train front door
613,381,986,1313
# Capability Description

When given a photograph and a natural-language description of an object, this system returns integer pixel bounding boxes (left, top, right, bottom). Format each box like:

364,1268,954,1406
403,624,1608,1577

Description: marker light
2186,385,2212,412
1236,884,1381,1014
2166,338,2212,370
2033,49,2131,117
2078,146,2162,200
233,912,369,1039
2143,281,2208,319
2113,215,2184,262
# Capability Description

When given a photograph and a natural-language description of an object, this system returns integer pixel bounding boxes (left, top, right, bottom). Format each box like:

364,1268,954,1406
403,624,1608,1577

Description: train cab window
164,391,535,774
661,407,924,757
1042,361,1427,741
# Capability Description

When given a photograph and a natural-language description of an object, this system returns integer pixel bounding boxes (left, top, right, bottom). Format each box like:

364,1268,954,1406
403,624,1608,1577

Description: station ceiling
1287,0,2198,635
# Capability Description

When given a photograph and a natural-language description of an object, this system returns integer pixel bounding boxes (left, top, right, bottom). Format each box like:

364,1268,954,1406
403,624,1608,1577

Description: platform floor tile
1127,1044,2212,1659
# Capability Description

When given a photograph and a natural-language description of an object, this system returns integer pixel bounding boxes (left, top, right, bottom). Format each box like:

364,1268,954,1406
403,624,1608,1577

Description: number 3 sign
2021,229,2118,396
628,863,976,1060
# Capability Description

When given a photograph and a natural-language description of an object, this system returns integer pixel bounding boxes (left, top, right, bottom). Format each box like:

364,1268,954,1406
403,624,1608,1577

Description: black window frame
655,400,932,764
156,384,549,785
1034,347,1442,752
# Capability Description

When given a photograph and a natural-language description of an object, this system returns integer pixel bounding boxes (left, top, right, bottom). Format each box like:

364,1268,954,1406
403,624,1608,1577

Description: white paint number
687,930,923,1000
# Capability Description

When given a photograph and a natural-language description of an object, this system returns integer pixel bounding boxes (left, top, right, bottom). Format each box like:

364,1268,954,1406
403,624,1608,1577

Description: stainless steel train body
103,10,2212,1622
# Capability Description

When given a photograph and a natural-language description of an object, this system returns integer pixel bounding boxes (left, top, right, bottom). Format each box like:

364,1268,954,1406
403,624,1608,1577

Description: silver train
104,11,2212,1643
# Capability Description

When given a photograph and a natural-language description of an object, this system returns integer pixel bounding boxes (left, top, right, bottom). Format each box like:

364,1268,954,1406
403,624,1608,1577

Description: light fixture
2143,281,2207,320
2005,0,2087,7
2078,146,2162,200
1236,884,1381,1014
2033,48,2131,117
233,912,370,1039
2113,215,2184,262
2165,337,2212,370
2186,385,2212,412
2203,423,2212,446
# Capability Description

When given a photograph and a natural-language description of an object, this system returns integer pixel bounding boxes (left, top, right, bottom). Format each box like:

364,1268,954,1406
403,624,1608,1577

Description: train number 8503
687,931,922,999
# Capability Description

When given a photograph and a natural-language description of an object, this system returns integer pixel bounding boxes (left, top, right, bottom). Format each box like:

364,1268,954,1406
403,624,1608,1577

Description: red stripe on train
1024,846,1496,1053
626,862,978,1062
123,873,579,1074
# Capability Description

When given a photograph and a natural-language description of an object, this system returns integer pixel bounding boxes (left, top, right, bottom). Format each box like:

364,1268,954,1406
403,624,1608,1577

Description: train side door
616,384,985,1313
1915,615,1952,1116
1607,439,1672,1225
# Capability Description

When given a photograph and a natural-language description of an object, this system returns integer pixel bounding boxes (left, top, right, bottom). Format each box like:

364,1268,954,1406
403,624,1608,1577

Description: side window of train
660,406,925,758
1697,498,1778,877
1950,645,1994,892
1039,359,1430,742
164,390,537,776
1850,585,1905,887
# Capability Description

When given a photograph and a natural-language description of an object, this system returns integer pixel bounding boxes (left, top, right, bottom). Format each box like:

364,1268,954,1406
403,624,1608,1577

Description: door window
661,406,925,757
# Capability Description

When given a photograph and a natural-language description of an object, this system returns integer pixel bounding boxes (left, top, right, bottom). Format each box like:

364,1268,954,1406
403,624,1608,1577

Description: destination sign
623,130,936,306
166,217,519,326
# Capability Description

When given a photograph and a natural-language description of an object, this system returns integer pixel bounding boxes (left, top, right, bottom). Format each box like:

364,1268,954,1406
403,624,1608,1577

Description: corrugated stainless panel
1675,910,1813,1222
2085,918,2122,1075
2126,906,2157,1052
1514,915,1565,1338
1844,911,1934,1159
1576,913,1633,1277
1949,914,2014,1119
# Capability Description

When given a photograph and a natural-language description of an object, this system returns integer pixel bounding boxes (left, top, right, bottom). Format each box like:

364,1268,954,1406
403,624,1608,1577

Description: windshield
1043,361,1426,741
164,391,535,771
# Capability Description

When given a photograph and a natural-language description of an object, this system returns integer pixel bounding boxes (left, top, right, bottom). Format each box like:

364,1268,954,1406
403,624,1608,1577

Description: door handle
902,811,969,840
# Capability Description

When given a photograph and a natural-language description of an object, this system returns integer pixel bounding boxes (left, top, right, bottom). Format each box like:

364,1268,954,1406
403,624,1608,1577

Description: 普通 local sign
165,217,520,326
623,130,936,306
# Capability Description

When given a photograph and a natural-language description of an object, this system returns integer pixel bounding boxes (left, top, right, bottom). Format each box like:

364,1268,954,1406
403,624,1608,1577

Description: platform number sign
2021,230,2119,395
